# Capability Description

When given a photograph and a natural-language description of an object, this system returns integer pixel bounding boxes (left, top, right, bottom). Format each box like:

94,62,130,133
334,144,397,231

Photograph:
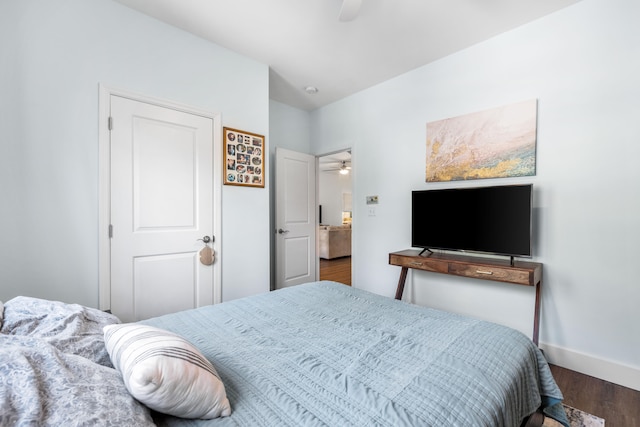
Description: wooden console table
389,249,543,345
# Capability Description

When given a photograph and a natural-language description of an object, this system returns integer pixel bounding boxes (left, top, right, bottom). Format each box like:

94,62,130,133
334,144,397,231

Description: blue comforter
144,281,568,427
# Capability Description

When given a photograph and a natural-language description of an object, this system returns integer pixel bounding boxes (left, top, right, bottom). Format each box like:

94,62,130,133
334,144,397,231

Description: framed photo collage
223,127,265,188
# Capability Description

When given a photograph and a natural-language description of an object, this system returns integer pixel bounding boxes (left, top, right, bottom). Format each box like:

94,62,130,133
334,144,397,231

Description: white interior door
275,148,317,289
109,95,217,322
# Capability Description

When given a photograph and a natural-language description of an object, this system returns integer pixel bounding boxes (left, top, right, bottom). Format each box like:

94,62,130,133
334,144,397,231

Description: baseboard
540,342,640,391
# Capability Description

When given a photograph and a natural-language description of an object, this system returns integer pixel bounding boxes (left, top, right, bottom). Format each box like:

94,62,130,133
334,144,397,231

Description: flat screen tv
412,184,532,258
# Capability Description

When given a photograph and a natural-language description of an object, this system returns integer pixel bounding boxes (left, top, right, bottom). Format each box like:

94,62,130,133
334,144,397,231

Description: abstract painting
426,99,537,182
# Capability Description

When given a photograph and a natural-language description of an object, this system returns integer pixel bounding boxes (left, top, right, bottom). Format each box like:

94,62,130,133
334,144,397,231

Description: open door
275,148,317,289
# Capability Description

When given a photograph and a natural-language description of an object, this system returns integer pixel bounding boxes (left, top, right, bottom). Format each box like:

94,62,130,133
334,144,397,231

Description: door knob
277,229,290,234
198,236,213,243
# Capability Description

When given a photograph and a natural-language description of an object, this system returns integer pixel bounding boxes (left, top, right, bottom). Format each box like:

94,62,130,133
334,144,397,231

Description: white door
109,95,217,322
275,148,317,289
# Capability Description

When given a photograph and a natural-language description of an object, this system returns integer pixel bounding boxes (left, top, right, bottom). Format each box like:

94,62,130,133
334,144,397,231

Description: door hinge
108,116,113,130
109,224,113,238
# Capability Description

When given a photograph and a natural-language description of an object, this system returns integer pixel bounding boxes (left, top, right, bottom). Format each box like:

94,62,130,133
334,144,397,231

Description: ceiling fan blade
338,0,362,22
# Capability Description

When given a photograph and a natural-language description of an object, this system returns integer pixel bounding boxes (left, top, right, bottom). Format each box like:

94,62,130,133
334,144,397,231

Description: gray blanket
0,296,155,426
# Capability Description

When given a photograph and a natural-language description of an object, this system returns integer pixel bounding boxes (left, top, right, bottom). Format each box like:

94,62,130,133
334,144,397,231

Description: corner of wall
540,342,640,392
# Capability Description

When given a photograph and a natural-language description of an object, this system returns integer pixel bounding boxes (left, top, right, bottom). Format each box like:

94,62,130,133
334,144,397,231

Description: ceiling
114,0,581,111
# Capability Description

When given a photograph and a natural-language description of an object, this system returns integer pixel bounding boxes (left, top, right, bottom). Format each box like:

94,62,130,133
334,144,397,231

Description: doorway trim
316,148,353,286
98,84,223,311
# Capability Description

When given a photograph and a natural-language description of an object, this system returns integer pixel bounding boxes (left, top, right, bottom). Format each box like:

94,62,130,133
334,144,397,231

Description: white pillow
103,323,231,419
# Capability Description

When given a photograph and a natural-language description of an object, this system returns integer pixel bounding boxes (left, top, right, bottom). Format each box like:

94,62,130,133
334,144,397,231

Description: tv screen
412,184,532,258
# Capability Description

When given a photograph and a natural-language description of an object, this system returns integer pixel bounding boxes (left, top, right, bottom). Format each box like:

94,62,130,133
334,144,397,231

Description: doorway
318,150,352,286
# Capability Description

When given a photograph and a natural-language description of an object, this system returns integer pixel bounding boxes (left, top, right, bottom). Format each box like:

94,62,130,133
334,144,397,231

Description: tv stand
389,249,542,345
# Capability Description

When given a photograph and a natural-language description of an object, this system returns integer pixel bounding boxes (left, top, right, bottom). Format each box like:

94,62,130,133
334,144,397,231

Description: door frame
316,148,353,285
98,84,223,311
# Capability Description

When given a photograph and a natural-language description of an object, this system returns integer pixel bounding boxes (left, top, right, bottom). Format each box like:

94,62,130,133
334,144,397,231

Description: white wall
311,0,640,389
0,0,270,306
319,171,352,226
269,100,313,154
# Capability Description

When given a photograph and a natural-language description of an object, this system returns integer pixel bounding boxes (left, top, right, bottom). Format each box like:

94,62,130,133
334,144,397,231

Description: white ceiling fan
323,160,352,175
338,0,362,22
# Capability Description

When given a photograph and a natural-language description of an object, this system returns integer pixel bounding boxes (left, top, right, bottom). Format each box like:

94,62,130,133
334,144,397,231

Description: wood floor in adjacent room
550,364,640,427
319,256,351,286
319,257,639,426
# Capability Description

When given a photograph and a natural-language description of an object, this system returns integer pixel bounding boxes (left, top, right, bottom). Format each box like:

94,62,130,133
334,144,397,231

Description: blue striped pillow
103,323,231,419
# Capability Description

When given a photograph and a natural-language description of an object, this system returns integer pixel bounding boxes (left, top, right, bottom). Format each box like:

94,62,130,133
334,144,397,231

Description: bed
0,281,569,427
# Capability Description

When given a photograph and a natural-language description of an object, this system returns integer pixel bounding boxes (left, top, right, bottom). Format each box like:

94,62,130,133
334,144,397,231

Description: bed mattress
143,281,567,427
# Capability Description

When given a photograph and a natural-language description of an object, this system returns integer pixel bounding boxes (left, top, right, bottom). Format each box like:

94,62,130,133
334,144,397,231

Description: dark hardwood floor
550,364,640,427
319,257,640,426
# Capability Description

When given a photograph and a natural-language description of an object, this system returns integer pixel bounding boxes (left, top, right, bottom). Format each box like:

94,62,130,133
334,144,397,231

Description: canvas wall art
425,99,537,182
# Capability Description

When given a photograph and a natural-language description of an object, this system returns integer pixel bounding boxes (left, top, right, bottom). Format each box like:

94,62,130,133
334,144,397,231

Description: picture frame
223,127,265,188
